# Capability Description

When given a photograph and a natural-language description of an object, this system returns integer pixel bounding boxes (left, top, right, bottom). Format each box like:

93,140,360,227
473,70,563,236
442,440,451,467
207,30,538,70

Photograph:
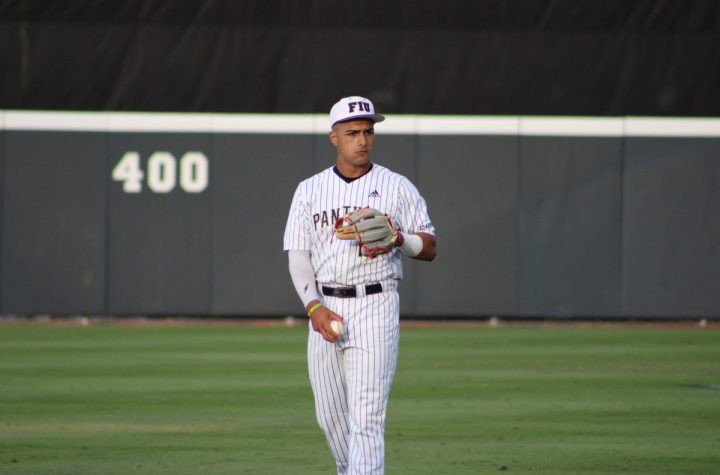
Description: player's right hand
309,306,344,343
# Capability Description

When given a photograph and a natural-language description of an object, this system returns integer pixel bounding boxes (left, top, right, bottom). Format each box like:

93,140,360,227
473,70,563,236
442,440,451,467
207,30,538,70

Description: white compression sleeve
288,250,321,307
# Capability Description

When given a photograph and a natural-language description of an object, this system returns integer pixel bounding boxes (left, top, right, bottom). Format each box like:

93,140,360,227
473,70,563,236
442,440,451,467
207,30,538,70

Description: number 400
112,151,209,193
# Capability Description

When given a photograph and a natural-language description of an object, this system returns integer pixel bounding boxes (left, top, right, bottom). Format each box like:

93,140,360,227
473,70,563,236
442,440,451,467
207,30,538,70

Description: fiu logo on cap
348,101,371,113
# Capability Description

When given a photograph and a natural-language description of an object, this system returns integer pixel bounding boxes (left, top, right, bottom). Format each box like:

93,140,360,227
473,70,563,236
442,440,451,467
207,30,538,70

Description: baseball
330,320,344,336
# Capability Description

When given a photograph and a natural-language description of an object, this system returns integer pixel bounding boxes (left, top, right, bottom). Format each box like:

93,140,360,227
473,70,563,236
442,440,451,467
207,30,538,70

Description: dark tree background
1,0,719,115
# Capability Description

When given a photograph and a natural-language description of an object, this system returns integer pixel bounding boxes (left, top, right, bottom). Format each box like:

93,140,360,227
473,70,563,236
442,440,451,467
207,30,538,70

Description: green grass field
1,321,718,474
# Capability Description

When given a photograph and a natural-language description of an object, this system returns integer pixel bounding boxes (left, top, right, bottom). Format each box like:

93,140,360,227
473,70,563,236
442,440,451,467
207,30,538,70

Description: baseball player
283,96,436,475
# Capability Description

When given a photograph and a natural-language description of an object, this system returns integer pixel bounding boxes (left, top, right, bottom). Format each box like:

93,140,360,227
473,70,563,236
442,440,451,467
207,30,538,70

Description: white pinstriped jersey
283,163,434,286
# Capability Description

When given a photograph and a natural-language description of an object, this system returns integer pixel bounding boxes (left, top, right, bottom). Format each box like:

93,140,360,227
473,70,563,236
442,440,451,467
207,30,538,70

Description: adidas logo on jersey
368,190,381,198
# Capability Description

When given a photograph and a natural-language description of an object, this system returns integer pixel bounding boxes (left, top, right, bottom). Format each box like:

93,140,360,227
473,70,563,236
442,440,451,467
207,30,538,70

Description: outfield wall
1,112,719,318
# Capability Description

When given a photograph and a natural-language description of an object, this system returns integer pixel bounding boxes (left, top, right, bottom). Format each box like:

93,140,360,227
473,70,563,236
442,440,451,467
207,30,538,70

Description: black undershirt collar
333,163,374,183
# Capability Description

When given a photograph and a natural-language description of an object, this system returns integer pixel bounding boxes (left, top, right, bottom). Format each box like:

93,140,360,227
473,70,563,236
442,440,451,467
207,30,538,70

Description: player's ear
329,130,337,147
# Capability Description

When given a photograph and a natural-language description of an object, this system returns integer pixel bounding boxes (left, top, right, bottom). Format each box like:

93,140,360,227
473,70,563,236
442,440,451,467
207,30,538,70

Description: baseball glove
334,207,398,258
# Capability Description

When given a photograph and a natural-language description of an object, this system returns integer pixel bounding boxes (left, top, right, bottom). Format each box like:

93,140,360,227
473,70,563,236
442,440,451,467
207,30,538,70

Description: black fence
1,112,718,318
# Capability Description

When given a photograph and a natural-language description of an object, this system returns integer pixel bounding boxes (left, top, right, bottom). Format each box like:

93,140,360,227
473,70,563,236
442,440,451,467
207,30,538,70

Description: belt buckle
336,286,356,297
322,285,356,298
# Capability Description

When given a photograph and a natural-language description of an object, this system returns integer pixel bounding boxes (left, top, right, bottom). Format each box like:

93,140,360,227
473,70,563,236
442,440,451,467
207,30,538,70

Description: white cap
330,96,385,128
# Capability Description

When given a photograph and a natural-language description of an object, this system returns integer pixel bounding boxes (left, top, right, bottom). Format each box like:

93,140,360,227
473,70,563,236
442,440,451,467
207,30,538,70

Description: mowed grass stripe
1,323,718,474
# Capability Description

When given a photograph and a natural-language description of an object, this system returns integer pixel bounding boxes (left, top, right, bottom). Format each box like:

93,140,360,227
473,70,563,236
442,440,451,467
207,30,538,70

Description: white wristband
398,233,423,257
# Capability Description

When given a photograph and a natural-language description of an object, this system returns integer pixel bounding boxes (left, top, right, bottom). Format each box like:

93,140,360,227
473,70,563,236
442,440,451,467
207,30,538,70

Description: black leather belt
321,283,383,298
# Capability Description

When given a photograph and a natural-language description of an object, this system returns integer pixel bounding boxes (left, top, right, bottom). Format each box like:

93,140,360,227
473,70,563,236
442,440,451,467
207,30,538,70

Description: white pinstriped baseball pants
308,288,400,475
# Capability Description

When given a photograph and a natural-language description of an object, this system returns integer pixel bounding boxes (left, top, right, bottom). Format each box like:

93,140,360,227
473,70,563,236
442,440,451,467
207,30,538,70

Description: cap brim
332,114,386,126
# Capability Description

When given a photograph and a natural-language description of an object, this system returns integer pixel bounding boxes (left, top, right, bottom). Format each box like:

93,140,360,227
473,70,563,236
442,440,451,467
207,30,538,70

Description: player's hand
308,304,344,343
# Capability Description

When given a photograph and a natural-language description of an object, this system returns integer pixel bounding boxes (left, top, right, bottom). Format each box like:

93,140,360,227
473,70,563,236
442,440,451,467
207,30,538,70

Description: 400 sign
112,151,209,193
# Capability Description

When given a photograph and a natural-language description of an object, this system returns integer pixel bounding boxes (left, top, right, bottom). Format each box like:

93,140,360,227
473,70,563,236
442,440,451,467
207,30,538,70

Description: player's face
331,119,376,171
